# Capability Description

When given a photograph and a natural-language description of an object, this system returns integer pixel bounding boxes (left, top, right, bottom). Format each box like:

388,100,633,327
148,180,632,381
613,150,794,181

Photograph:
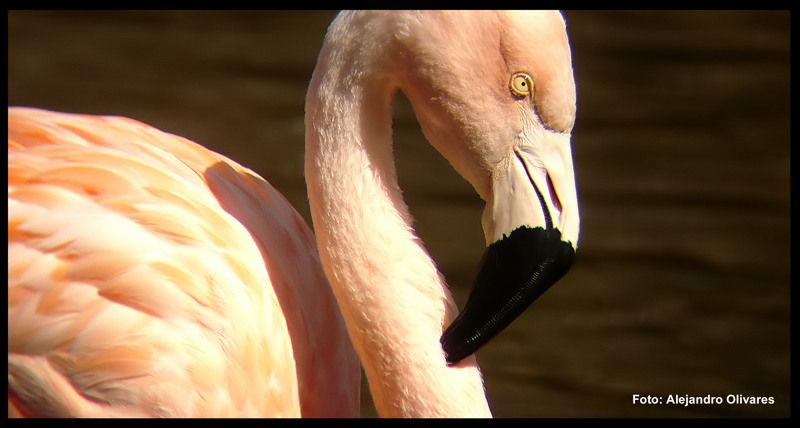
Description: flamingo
8,10,579,417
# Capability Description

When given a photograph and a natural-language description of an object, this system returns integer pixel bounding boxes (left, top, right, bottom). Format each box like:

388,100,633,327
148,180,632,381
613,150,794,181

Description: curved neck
304,12,491,418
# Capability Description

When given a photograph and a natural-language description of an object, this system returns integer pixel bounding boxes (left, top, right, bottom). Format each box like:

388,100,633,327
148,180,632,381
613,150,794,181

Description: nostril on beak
546,173,562,221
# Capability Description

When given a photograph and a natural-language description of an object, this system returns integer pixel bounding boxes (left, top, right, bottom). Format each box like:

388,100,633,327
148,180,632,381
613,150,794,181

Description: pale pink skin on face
8,10,577,418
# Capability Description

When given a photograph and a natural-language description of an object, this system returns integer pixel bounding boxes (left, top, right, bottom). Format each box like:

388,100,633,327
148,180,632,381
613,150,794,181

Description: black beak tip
440,226,575,365
441,331,465,365
442,343,469,366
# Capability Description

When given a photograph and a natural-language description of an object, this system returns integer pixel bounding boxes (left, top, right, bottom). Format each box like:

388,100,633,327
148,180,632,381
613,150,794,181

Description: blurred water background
8,10,790,417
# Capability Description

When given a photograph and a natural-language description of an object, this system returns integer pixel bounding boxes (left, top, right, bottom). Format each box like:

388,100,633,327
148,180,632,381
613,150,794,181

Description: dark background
8,11,790,417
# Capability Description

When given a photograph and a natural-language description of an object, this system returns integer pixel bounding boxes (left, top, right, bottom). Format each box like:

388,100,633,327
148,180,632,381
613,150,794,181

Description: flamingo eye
509,72,533,99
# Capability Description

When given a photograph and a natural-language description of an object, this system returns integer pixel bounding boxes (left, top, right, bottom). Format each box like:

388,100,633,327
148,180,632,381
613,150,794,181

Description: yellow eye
510,72,533,98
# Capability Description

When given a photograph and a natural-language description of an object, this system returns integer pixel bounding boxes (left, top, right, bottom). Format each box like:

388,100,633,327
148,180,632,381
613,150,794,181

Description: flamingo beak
441,130,579,364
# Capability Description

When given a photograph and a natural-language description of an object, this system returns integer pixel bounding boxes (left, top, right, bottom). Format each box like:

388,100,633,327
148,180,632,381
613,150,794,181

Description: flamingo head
393,11,580,364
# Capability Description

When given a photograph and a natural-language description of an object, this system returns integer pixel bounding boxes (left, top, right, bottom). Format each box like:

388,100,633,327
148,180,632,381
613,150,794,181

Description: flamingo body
7,107,360,417
9,10,580,418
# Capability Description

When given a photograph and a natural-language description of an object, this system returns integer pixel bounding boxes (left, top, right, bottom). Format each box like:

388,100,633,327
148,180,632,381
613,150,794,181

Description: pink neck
304,11,491,418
